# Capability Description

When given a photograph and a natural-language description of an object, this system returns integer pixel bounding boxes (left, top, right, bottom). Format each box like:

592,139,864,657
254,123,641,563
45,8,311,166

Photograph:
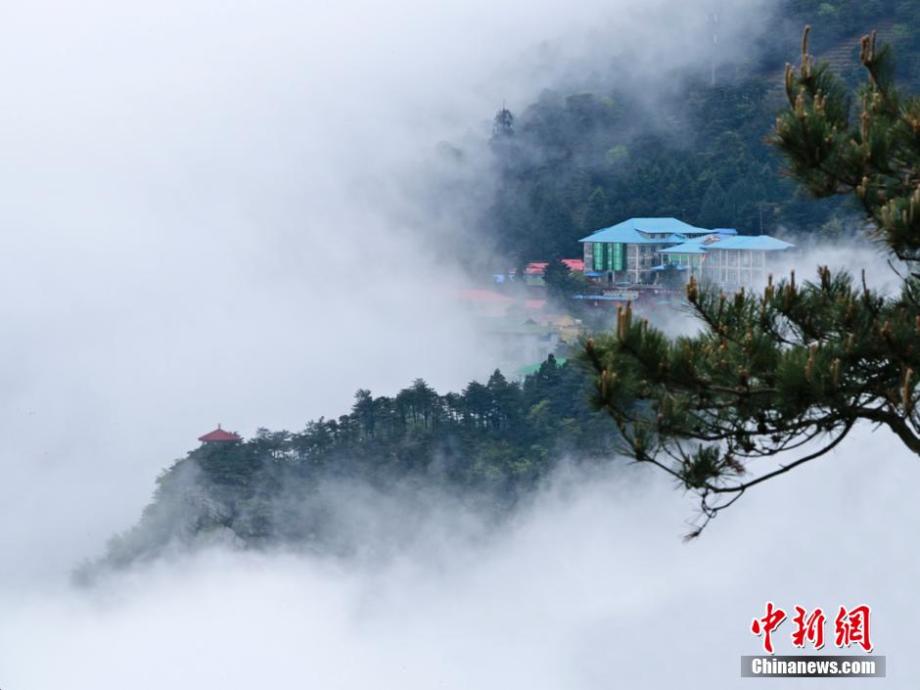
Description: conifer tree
583,28,920,534
582,187,611,232
697,178,729,227
492,106,514,140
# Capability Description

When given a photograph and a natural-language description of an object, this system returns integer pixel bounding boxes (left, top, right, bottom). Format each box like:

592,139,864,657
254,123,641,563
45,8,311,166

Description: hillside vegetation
85,2,920,572
487,0,920,263
86,357,615,574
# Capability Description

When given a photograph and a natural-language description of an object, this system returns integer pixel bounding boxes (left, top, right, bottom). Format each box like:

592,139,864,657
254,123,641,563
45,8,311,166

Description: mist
0,0,776,581
2,0,915,688
2,426,918,688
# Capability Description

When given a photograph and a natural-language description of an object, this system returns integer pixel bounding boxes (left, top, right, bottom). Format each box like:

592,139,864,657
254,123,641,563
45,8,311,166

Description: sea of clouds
2,0,916,687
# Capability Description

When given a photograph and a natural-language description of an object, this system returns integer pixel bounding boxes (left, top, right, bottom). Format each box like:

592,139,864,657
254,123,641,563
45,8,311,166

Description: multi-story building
580,218,724,285
659,233,794,290
580,217,793,290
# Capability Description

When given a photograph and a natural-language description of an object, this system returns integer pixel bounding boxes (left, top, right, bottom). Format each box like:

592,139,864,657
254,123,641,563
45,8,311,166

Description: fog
0,0,774,581
2,427,917,688
1,0,916,687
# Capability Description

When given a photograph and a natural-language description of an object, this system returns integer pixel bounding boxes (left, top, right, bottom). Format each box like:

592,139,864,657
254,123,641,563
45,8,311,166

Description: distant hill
483,0,920,264
80,357,617,577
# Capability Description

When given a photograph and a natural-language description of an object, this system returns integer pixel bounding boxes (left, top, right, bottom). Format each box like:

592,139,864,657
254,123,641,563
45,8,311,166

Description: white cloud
0,426,916,689
10,3,913,690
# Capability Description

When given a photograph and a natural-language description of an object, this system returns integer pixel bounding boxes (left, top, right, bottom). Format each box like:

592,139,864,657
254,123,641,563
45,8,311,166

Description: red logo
751,601,786,654
751,603,873,654
791,606,826,650
834,605,873,652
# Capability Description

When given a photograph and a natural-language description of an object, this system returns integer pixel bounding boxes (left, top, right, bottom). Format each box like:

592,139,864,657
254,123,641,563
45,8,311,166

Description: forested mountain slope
85,2,920,576
485,0,920,263
84,358,616,575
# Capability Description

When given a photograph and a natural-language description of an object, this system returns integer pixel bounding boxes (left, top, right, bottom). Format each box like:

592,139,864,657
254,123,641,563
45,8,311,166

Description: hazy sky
0,0,775,580
3,1,917,688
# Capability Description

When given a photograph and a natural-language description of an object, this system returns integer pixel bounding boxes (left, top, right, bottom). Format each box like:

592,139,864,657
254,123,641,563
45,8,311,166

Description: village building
579,217,793,290
660,233,794,290
580,218,723,285
456,288,563,365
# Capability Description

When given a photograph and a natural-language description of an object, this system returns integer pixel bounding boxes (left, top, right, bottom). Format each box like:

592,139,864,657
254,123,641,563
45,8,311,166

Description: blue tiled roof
580,218,793,254
662,234,794,254
661,240,707,254
705,235,794,251
579,217,709,244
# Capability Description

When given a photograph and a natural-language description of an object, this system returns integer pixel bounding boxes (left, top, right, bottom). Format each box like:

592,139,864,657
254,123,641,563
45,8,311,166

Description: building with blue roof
660,233,794,289
579,218,793,290
579,218,717,286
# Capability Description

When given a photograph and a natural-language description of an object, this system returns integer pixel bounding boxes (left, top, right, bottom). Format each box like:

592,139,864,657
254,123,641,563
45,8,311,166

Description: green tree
492,106,514,140
697,179,730,228
487,369,522,430
352,389,376,439
583,28,920,535
581,186,610,232
543,258,582,300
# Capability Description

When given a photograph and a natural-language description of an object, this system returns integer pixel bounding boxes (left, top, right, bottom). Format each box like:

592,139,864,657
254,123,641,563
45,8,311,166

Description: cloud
0,425,916,689
12,2,912,690
0,0,777,582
